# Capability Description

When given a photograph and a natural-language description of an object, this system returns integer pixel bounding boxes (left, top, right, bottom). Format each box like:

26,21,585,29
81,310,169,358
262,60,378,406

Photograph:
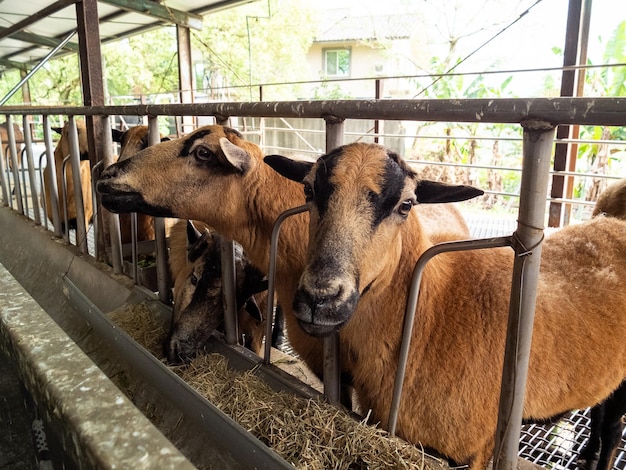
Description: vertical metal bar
213,114,239,345
91,160,103,260
0,127,8,206
67,117,89,254
548,0,582,227
176,25,195,134
493,120,556,470
43,116,62,237
148,116,171,303
323,116,345,404
220,236,239,346
130,212,139,283
23,115,41,224
263,204,310,364
39,153,48,229
6,115,24,214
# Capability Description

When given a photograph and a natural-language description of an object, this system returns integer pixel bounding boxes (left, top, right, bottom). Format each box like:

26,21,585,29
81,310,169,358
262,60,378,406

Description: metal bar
100,0,203,30
220,236,239,346
42,116,62,237
91,160,103,260
0,0,78,41
130,212,139,283
493,121,556,470
263,204,310,364
322,116,345,405
148,116,171,303
1,97,625,127
61,156,71,241
22,116,41,224
0,32,77,107
0,128,8,206
6,116,23,214
38,153,48,229
67,118,89,254
388,236,514,436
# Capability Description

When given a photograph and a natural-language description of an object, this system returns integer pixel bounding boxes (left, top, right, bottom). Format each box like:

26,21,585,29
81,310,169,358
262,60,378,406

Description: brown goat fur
265,142,626,469
593,178,626,220
43,120,93,231
97,125,473,387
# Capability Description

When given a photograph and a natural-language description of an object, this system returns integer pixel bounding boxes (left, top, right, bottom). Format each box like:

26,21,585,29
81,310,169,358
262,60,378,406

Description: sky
308,0,625,96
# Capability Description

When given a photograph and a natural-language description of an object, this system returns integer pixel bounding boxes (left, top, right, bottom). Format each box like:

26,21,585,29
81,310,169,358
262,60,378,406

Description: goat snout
292,283,359,337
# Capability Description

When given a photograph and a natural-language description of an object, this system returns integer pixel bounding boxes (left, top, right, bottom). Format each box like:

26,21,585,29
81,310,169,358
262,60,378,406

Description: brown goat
43,121,93,231
0,121,25,170
264,143,626,470
97,125,473,388
166,218,274,363
593,178,626,220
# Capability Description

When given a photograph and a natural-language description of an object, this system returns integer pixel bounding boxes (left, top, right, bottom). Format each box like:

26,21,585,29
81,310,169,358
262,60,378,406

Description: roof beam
0,58,28,71
100,0,203,30
0,0,78,41
0,28,79,52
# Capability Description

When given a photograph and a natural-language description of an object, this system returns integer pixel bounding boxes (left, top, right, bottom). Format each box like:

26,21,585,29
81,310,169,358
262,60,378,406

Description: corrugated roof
315,12,419,43
0,0,254,73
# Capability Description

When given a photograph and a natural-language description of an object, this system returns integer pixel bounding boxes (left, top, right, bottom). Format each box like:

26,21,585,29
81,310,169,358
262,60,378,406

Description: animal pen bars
1,97,625,469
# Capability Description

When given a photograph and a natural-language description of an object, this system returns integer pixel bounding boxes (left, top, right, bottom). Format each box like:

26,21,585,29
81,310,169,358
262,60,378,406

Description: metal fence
1,96,625,469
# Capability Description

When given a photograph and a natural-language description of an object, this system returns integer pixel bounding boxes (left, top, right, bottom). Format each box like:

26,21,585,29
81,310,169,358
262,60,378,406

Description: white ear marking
219,137,252,173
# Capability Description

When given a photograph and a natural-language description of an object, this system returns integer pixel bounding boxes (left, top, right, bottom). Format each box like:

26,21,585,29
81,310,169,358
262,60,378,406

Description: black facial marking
312,147,342,216
371,154,406,227
189,245,222,306
181,129,212,157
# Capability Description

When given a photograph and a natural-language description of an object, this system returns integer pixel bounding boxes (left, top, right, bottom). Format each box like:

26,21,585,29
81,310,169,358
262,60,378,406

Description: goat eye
303,183,314,202
194,145,213,162
398,199,414,216
190,273,198,286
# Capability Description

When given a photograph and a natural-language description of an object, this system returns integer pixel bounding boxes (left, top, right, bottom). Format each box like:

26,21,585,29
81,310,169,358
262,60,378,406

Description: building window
324,48,351,77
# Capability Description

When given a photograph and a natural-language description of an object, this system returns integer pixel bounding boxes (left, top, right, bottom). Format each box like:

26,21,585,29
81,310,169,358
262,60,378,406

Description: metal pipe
61,156,71,241
90,160,103,260
22,116,41,224
220,236,239,346
0,31,77,106
148,116,171,303
263,204,310,364
130,212,138,283
6,115,23,214
493,120,556,470
42,117,62,237
0,126,9,206
67,118,88,254
38,152,48,230
323,116,345,405
1,97,624,127
388,236,514,436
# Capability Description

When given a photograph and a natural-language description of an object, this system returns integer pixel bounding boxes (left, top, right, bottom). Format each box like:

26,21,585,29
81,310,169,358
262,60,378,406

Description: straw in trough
108,301,447,469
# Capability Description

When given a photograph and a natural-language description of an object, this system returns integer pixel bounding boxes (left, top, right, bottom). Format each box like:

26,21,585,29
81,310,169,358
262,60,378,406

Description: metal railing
0,97,624,470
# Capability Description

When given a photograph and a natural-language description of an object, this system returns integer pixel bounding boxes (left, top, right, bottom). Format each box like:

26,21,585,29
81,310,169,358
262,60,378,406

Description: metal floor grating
519,409,626,469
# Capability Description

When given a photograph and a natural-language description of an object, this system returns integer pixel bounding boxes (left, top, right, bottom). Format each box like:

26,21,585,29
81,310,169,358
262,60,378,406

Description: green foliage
192,0,316,100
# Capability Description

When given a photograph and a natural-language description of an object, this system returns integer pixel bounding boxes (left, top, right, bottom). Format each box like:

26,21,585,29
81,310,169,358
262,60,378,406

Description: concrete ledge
0,262,195,469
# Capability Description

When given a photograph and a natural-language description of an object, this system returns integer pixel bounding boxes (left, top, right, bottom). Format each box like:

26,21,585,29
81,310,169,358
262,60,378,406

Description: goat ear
219,137,252,174
186,220,203,246
264,155,313,183
415,180,484,204
111,129,124,143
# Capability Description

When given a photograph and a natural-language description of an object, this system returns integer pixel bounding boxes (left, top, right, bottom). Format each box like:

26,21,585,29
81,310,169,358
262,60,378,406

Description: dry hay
108,301,445,470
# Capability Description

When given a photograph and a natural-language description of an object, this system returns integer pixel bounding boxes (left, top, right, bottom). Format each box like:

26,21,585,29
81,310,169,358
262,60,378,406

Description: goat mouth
297,319,344,337
99,191,174,218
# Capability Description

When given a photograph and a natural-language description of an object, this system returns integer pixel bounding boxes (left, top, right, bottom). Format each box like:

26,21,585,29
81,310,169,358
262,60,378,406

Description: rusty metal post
148,116,172,303
323,115,345,404
6,115,23,214
493,120,556,470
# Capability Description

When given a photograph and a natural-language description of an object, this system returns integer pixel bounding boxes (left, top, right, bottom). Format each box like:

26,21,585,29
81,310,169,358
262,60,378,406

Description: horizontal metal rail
1,97,625,126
